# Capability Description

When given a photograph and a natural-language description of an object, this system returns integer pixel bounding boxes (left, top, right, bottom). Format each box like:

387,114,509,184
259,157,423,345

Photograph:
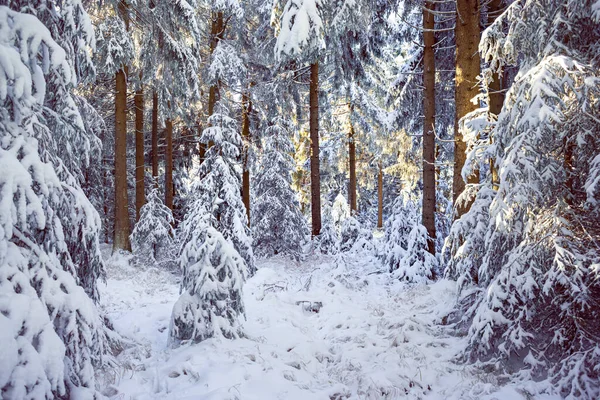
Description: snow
98,253,559,399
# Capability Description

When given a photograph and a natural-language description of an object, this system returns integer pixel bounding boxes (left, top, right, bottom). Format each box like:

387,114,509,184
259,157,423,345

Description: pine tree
252,118,308,260
275,0,324,236
445,2,600,396
181,103,255,276
316,205,340,255
0,7,109,397
170,226,245,345
130,188,175,264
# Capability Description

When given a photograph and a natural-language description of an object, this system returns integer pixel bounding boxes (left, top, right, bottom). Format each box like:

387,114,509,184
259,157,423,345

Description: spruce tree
252,118,308,260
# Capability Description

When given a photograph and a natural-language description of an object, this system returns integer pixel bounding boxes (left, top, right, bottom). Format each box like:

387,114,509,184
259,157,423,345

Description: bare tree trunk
207,12,224,117
377,163,383,229
113,0,131,252
348,104,357,214
151,91,159,183
165,116,174,210
422,1,437,255
135,85,145,221
454,0,481,218
241,90,252,225
488,0,504,191
310,62,322,237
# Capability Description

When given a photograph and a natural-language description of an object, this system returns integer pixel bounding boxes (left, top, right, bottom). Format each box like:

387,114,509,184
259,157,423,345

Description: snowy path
99,255,536,400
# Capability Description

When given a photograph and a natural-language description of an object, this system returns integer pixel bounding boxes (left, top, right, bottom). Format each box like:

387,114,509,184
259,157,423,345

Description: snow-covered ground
98,253,557,400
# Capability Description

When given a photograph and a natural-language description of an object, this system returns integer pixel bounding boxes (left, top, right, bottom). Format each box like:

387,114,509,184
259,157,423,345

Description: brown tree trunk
488,0,504,191
454,0,481,218
422,1,437,255
113,0,131,253
151,91,159,182
241,91,252,225
348,104,357,214
310,62,322,237
207,12,224,118
377,163,383,229
135,85,145,221
165,116,174,210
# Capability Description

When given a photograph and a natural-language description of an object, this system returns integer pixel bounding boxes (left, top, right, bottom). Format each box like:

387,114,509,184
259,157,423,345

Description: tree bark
113,0,131,252
422,1,437,255
165,116,174,210
135,85,145,221
454,0,481,218
487,0,504,191
309,62,322,237
241,90,252,225
207,12,224,118
151,91,159,182
377,163,383,229
348,104,357,214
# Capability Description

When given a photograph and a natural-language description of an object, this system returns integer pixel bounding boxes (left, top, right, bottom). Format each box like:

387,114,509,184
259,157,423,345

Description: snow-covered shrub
340,216,360,252
315,206,340,255
381,197,417,272
169,226,245,345
0,6,109,398
131,188,175,264
445,2,600,397
252,118,308,260
393,224,438,283
332,193,351,232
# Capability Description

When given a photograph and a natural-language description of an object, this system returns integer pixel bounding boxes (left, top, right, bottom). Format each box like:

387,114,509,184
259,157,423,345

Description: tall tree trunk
113,0,131,252
348,104,357,214
310,62,322,237
454,0,481,217
488,0,504,191
377,163,383,229
135,85,145,221
165,116,174,210
207,11,224,118
241,90,252,225
422,1,437,255
151,91,159,182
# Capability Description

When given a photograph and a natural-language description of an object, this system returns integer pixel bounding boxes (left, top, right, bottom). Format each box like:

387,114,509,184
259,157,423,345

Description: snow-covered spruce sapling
393,223,438,283
0,6,110,398
315,206,340,255
182,103,255,276
444,2,600,396
382,197,418,273
340,216,361,252
252,119,309,260
169,226,246,345
131,188,175,264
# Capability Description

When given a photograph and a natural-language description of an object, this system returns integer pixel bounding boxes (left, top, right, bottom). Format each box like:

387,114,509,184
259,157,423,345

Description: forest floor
97,249,556,400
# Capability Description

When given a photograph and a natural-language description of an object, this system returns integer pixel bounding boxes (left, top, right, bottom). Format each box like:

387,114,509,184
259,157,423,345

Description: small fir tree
130,188,175,264
252,118,308,260
169,225,245,346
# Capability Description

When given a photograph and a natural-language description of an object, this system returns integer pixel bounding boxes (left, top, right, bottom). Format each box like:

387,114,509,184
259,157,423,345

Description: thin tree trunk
422,1,437,255
113,0,131,252
241,90,252,225
377,163,383,229
151,91,159,183
207,12,224,118
135,85,145,221
165,116,174,210
310,62,322,237
454,0,481,218
488,0,504,191
348,103,357,214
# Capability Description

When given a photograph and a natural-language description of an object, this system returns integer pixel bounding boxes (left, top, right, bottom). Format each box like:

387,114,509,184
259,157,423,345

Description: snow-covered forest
0,0,599,399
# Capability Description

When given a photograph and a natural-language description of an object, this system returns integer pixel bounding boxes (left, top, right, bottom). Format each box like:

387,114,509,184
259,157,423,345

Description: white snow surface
99,252,559,400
